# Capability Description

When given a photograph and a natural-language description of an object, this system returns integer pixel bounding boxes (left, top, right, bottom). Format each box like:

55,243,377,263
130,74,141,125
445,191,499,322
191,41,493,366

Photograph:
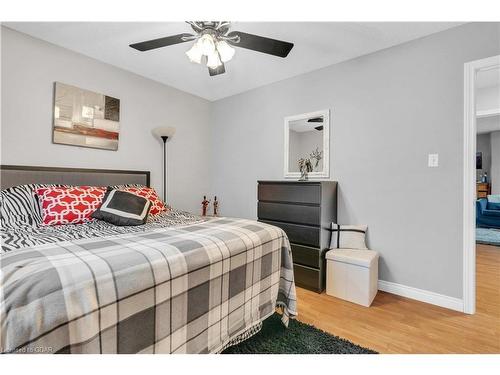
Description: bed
0,165,297,354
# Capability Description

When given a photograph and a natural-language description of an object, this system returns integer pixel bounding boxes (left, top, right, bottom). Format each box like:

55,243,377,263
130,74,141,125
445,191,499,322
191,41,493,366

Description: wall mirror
284,109,330,179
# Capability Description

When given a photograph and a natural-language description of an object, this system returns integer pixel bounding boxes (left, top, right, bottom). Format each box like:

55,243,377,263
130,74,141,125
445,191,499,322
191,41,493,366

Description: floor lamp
152,126,176,203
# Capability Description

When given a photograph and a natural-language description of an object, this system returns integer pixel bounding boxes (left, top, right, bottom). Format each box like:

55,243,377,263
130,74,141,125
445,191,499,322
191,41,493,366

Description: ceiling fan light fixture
198,34,216,56
206,52,223,69
131,21,294,77
185,43,203,64
216,40,235,63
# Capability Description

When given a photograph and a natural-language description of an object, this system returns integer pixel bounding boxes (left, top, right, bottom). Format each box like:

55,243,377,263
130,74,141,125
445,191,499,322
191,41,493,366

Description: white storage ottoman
325,249,379,307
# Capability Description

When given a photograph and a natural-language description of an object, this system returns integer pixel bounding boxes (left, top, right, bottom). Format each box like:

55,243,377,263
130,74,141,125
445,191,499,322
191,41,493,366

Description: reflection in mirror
288,116,324,173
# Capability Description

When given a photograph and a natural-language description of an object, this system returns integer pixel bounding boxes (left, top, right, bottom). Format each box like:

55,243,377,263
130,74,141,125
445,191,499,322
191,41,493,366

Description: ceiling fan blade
130,33,193,51
228,31,294,58
308,117,324,123
208,64,226,77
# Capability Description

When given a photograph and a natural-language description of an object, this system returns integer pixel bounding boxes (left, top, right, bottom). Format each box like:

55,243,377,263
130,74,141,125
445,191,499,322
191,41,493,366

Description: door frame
463,54,500,314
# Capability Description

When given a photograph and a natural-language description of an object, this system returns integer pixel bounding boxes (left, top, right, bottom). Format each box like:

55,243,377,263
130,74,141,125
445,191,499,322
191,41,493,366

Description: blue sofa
476,198,500,228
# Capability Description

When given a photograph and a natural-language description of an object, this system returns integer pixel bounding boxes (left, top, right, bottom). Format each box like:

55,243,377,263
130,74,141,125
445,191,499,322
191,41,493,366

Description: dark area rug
222,313,377,354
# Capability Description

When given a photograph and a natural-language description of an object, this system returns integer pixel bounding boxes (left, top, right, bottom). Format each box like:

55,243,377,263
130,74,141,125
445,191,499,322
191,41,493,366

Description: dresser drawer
259,220,320,248
293,263,324,292
291,243,323,269
258,183,321,205
258,202,320,226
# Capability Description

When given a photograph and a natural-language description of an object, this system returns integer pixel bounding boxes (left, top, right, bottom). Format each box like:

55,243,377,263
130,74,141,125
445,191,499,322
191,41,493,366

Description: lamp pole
153,126,175,204
161,136,168,203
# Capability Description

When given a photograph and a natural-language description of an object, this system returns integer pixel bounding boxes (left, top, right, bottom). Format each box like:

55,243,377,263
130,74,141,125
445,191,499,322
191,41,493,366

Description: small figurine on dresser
213,196,219,216
201,195,210,216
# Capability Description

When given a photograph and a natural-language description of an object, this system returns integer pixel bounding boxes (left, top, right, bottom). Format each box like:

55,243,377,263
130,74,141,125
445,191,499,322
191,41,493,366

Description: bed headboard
0,165,150,190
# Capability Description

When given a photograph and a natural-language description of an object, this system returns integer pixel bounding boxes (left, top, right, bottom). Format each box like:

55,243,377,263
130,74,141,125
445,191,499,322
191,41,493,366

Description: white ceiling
290,118,324,132
5,22,463,101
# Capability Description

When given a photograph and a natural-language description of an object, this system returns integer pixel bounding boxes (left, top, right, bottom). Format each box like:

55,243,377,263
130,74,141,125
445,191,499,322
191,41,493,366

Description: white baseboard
377,280,464,312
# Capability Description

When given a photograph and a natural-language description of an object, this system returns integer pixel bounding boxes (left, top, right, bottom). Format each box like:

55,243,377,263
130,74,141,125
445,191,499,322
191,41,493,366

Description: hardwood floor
295,244,500,353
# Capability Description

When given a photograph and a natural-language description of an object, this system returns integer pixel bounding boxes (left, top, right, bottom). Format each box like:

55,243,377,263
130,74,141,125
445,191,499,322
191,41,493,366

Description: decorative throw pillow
1,184,58,229
329,223,368,250
92,188,151,226
36,186,106,225
119,186,166,215
487,194,500,203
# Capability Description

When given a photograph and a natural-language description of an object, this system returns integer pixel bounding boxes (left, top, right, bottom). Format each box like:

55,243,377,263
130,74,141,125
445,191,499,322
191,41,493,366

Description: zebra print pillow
0,184,57,229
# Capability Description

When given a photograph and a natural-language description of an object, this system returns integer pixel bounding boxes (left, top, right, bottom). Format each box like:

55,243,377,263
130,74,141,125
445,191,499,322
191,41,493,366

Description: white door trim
463,55,500,314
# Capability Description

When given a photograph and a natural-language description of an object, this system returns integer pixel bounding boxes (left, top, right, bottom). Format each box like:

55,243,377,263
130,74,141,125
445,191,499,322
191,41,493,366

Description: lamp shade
186,43,203,64
216,40,235,63
152,126,176,140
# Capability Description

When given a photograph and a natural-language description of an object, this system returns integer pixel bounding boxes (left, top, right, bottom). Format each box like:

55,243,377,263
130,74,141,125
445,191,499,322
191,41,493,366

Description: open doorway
464,55,500,315
476,67,500,244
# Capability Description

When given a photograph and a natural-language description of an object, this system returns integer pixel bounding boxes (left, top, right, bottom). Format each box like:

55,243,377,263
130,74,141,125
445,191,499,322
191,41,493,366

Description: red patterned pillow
120,187,166,216
36,186,106,225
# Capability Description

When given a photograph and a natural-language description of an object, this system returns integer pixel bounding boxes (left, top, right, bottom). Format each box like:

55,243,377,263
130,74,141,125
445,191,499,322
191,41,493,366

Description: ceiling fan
129,21,294,77
307,117,323,131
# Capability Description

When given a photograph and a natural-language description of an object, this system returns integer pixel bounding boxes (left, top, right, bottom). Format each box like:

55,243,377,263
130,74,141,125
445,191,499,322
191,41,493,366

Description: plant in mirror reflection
310,147,322,168
298,148,322,181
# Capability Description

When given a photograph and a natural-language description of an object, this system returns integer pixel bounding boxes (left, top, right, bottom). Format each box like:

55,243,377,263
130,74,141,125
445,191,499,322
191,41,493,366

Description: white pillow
487,195,500,203
329,223,368,250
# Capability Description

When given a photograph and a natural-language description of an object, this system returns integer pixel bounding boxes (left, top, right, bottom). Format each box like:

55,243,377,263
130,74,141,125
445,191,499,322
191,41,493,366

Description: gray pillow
92,188,151,226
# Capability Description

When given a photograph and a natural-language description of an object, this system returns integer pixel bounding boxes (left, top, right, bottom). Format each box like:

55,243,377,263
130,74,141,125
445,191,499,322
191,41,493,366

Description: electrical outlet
428,154,439,167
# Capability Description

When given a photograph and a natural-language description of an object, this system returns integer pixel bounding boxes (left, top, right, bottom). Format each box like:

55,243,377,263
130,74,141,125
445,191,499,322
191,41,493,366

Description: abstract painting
53,82,120,150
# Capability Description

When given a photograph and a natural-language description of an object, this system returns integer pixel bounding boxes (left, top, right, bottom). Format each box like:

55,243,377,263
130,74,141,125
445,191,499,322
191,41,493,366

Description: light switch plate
428,153,439,167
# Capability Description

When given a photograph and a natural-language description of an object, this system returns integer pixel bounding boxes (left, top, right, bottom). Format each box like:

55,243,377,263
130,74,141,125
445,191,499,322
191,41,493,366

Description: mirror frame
284,109,330,179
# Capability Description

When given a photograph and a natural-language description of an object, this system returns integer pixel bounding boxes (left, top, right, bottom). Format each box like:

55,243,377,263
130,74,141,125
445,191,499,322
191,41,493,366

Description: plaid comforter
0,217,296,354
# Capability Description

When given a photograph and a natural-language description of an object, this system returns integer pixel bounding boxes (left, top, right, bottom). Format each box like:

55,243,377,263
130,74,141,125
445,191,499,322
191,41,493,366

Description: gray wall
491,131,500,195
476,133,491,181
288,129,324,172
211,23,500,299
1,27,212,214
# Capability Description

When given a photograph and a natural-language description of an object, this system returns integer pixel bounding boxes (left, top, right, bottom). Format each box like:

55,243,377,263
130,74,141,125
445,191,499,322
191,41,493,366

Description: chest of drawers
257,181,338,292
477,182,490,199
